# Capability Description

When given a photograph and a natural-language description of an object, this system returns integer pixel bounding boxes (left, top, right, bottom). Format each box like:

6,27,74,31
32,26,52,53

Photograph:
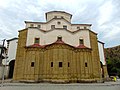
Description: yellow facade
13,29,105,83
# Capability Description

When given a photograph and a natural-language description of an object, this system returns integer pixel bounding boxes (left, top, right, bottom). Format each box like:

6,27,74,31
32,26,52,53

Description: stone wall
89,31,101,80
13,29,102,83
13,29,28,80
22,44,92,82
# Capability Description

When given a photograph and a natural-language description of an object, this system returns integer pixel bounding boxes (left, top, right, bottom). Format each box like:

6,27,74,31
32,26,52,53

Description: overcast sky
0,0,120,48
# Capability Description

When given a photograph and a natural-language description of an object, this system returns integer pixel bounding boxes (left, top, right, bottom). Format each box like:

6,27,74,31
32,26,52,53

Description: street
0,80,120,90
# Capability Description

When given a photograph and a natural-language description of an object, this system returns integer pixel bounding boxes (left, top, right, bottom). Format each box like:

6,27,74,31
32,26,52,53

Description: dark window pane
30,24,34,27
79,39,84,45
61,16,63,18
57,36,62,40
84,27,87,29
57,22,61,24
68,62,70,67
54,16,57,18
85,62,87,67
51,25,55,29
38,25,41,28
51,62,53,67
59,62,62,67
63,25,67,29
77,27,80,29
31,62,34,67
34,38,39,44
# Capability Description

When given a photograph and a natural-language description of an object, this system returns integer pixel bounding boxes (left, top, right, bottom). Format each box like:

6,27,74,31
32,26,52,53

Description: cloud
0,0,120,47
98,0,114,26
95,0,120,47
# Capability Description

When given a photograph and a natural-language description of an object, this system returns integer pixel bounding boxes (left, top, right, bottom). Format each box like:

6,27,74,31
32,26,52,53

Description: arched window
57,35,62,40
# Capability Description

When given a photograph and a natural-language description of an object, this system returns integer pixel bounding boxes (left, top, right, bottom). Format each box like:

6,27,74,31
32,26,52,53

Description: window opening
59,62,62,67
34,38,40,44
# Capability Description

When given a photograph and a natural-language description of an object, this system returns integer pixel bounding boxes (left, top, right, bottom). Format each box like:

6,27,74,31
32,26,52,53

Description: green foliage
105,45,120,77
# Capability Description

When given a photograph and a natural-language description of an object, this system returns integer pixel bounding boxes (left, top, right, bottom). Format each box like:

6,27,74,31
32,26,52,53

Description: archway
8,60,15,78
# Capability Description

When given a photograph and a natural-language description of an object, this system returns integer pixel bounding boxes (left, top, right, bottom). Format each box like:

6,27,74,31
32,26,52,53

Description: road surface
0,79,120,90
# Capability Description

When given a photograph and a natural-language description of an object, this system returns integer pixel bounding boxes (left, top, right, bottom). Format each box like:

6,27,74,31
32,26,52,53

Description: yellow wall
23,45,92,82
13,29,102,82
13,29,28,80
89,31,101,80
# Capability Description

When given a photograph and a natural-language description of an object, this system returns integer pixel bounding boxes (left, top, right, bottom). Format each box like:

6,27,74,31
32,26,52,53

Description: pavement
0,79,120,90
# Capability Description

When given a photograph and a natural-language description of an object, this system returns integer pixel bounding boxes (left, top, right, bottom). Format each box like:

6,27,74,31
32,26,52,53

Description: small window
77,27,80,29
51,62,53,67
85,62,87,67
57,21,61,24
79,39,84,45
51,25,55,29
63,25,67,29
54,16,57,18
38,25,41,28
30,24,34,27
68,62,70,67
84,27,87,29
31,62,34,67
57,36,62,40
59,62,62,67
34,38,40,44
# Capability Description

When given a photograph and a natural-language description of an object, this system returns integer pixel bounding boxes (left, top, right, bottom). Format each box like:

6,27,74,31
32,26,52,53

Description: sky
0,0,120,48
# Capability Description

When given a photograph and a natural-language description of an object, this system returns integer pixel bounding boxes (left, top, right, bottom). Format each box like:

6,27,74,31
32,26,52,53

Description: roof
25,18,92,26
98,40,105,44
7,38,18,42
25,17,71,24
24,21,45,24
27,27,97,35
46,11,72,19
72,24,92,26
76,44,89,49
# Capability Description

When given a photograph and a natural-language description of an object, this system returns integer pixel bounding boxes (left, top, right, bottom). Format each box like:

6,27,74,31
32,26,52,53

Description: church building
13,11,108,83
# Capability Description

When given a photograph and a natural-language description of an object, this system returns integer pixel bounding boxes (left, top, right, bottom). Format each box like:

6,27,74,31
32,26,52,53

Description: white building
0,38,18,79
25,11,91,47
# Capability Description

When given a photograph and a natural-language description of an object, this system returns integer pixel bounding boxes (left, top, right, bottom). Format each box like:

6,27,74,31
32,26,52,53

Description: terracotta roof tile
26,40,90,49
76,44,89,49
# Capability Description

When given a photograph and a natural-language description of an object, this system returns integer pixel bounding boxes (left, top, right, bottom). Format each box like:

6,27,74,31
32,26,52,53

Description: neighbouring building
6,38,18,78
0,38,18,79
13,11,108,83
0,44,7,79
98,41,108,79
